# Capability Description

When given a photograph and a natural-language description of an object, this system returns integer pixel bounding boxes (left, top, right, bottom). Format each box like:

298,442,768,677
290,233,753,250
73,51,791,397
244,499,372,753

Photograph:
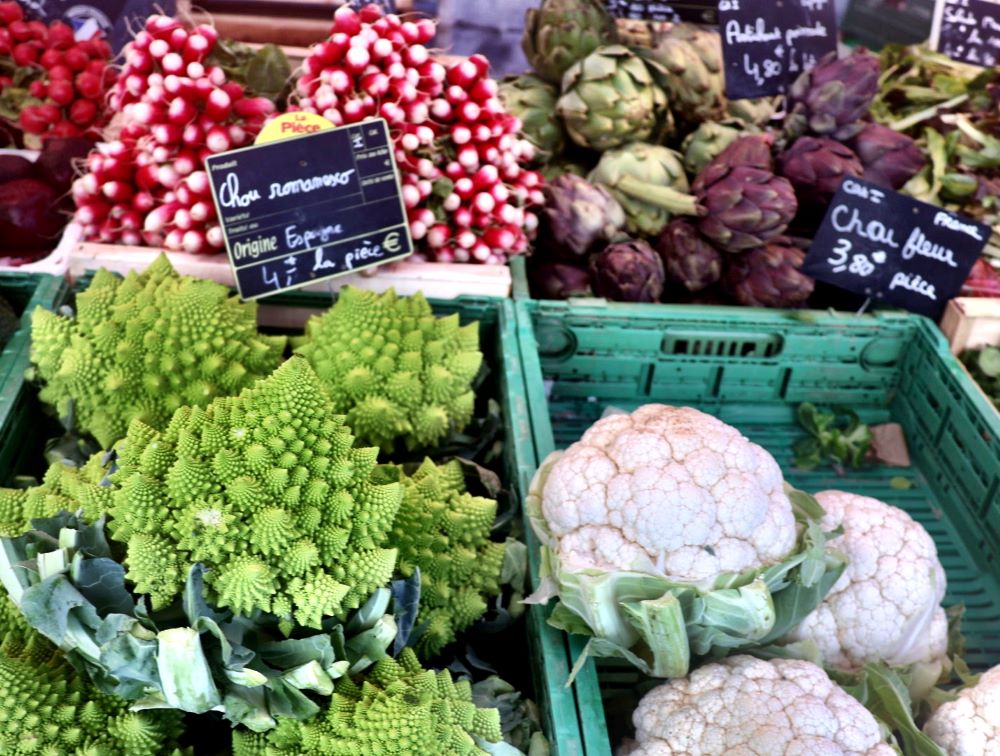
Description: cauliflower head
293,287,482,453
31,253,287,449
924,664,1000,755
621,655,895,756
781,490,948,672
538,404,797,583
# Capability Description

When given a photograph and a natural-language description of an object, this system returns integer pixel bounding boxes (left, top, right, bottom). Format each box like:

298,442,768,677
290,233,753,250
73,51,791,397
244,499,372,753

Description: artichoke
522,0,619,85
848,123,927,190
589,142,702,237
681,120,754,176
649,23,726,127
539,161,590,182
589,238,665,302
786,49,881,140
655,218,723,293
693,134,798,253
557,45,670,151
528,260,593,299
499,74,565,161
726,96,778,127
722,239,815,308
536,174,626,259
778,136,864,210
615,19,662,49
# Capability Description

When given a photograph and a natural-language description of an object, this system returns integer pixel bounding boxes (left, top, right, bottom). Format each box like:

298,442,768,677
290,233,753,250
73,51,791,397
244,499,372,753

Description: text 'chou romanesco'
381,458,506,658
294,287,482,453
231,648,502,756
106,357,402,627
0,630,188,755
31,253,287,449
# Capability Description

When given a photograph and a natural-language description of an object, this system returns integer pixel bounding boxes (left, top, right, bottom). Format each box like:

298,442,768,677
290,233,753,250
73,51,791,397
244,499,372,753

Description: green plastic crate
512,298,1000,756
0,272,69,484
56,271,567,753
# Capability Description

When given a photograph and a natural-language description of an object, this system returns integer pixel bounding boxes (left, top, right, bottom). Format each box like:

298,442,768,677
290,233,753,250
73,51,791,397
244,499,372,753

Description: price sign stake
204,114,413,301
802,178,988,319
718,0,838,99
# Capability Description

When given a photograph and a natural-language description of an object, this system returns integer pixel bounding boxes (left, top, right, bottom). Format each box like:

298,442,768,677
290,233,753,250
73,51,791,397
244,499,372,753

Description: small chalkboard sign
718,0,839,99
204,118,413,301
931,0,1000,68
802,178,988,319
604,0,718,23
842,0,935,49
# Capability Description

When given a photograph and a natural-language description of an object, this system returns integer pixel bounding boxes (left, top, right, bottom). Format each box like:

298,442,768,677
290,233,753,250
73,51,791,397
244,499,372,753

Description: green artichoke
589,142,702,237
522,0,618,85
681,120,754,176
726,96,778,127
648,23,726,127
557,45,671,152
499,74,565,161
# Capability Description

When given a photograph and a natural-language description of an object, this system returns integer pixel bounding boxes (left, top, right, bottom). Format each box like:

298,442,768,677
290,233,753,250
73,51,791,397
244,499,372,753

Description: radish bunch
0,2,114,139
71,14,277,252
293,4,542,263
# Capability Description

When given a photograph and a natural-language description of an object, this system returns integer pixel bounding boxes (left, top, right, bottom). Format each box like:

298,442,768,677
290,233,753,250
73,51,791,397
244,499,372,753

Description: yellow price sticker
255,112,336,145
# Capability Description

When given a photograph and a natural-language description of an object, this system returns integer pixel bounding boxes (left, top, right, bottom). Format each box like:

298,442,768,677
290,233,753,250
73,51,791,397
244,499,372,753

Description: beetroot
0,178,63,249
0,154,36,183
35,136,92,191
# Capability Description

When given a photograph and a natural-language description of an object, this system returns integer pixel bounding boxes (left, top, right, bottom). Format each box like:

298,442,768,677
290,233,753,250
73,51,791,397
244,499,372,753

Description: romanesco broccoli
0,455,110,537
0,628,188,755
31,253,287,449
231,648,502,755
106,357,402,627
380,459,505,658
293,287,482,453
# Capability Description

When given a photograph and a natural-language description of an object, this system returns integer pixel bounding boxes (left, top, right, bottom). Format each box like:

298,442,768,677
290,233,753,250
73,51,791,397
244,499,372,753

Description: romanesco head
107,357,403,627
383,459,505,658
232,648,502,755
293,287,483,453
0,633,186,755
31,254,287,449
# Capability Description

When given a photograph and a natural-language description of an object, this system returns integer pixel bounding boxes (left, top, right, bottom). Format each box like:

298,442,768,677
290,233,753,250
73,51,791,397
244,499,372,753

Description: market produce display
962,345,1000,407
0,262,536,752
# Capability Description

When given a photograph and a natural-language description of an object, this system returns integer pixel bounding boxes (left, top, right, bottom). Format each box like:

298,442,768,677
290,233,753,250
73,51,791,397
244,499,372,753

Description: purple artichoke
722,239,815,308
848,123,927,190
693,135,798,254
589,239,665,302
786,49,881,140
537,174,627,260
528,260,593,299
778,136,864,210
655,218,722,292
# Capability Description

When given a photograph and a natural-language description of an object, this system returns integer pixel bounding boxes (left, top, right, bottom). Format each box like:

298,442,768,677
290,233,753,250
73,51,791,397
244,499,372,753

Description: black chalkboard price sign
802,178,988,319
204,118,413,301
931,0,1000,68
718,0,839,99
604,0,718,23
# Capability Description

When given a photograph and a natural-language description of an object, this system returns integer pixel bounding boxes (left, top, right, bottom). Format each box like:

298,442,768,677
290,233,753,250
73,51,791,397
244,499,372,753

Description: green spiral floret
0,455,111,538
231,648,502,755
382,459,506,658
30,253,287,449
293,287,483,453
0,633,186,755
106,357,403,626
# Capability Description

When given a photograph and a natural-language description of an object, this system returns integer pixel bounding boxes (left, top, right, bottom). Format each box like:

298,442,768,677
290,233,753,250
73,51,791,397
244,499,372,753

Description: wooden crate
940,297,1000,355
69,242,512,299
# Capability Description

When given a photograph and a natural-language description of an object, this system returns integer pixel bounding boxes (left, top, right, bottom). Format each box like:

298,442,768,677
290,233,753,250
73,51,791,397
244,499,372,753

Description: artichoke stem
889,93,968,133
615,175,705,216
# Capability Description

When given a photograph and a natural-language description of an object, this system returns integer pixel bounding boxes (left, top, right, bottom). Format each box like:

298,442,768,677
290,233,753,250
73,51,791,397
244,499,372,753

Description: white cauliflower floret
620,655,895,755
924,664,1000,755
781,490,948,671
540,405,797,584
